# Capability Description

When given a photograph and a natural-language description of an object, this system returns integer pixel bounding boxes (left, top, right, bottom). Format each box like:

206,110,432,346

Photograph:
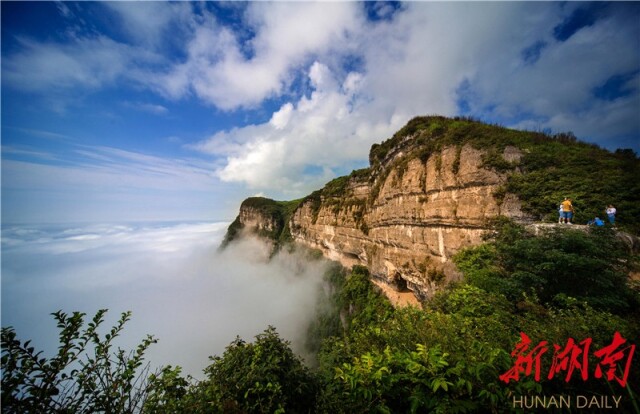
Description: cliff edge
223,116,640,303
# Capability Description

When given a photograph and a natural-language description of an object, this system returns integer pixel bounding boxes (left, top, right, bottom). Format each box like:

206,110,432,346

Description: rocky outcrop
239,205,280,235
288,142,532,302
220,197,291,250
226,116,640,305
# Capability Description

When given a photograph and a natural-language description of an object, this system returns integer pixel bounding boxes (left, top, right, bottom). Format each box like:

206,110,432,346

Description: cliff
220,197,300,250
224,116,640,304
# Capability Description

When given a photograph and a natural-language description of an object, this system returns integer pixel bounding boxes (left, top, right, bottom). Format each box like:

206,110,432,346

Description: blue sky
2,1,639,224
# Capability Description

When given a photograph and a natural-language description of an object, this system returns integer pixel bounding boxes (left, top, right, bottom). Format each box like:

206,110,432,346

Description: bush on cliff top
367,116,640,233
226,115,640,249
220,197,303,248
454,218,640,314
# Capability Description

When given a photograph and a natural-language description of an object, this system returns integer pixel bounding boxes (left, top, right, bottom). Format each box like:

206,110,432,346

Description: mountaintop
224,115,640,302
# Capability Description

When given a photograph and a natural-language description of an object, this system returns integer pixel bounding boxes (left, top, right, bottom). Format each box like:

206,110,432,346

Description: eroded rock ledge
223,116,639,306
288,143,530,303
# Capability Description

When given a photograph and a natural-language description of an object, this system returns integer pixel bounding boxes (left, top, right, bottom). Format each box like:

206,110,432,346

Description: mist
1,222,329,378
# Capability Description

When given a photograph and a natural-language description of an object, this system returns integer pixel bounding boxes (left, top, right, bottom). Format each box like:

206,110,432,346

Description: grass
220,197,304,248
225,115,640,248
367,115,640,233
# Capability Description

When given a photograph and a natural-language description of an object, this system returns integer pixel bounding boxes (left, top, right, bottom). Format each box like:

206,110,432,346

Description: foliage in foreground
145,327,319,414
4,221,640,413
314,223,639,413
1,310,155,414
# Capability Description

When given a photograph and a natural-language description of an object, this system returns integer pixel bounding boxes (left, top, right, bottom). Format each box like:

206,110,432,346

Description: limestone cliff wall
239,206,280,234
227,115,639,304
289,143,532,301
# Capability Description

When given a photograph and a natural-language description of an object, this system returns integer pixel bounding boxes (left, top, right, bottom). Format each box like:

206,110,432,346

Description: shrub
457,220,639,314
193,327,320,414
1,310,156,414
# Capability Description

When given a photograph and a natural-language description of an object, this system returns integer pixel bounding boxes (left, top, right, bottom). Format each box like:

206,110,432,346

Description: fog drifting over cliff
1,222,328,378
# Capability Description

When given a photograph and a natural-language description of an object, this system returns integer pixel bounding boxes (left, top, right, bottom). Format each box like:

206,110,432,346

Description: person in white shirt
605,205,617,225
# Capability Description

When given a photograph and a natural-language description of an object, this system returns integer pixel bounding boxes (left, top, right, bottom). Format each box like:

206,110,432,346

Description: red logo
500,332,635,387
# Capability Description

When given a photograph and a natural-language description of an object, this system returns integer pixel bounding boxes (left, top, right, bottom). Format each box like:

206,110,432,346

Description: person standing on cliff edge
560,197,574,224
606,204,617,226
558,203,563,224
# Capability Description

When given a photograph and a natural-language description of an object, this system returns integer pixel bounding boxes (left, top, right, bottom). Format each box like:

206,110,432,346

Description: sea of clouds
1,222,328,378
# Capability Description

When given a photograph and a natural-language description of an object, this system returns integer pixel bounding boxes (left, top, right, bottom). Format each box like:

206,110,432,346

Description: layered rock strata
227,115,639,304
288,143,530,302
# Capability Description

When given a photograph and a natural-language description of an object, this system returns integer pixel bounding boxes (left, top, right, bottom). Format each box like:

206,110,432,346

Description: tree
193,326,320,414
456,219,639,314
144,366,193,414
1,309,156,413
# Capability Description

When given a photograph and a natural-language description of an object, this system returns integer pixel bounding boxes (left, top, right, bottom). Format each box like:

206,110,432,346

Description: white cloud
270,103,294,130
188,2,638,193
2,223,328,377
123,101,169,115
102,2,189,49
343,72,364,95
189,4,525,190
4,36,139,93
4,2,638,197
454,4,639,140
151,2,361,110
3,146,214,192
193,61,400,194
55,1,72,18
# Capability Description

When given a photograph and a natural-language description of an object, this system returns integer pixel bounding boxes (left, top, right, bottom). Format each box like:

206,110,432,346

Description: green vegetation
144,327,319,413
311,221,640,413
1,310,156,413
366,115,640,233
4,221,640,412
220,197,303,249
455,218,639,313
506,144,640,231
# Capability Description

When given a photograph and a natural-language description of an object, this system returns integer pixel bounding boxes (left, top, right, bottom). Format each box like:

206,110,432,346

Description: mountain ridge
223,115,640,303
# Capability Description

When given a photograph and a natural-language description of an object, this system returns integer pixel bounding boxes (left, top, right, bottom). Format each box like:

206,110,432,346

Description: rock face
240,205,280,234
226,115,640,304
220,197,293,250
229,118,537,303
288,142,531,301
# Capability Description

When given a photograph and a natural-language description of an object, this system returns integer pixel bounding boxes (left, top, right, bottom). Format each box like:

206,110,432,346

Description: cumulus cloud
191,4,508,191
192,3,518,191
1,223,329,378
192,61,400,194
150,2,361,110
270,102,294,130
188,2,638,192
4,2,638,194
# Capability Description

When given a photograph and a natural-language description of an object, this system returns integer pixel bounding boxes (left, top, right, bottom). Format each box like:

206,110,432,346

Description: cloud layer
1,222,328,377
3,2,639,203
187,3,639,191
1,143,235,223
